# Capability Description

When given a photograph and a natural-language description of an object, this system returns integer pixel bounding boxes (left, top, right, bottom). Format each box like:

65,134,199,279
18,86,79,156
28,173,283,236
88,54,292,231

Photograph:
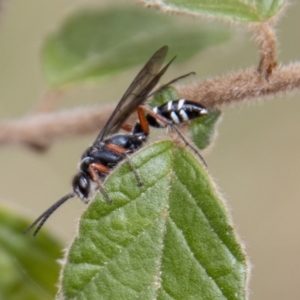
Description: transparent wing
94,45,173,143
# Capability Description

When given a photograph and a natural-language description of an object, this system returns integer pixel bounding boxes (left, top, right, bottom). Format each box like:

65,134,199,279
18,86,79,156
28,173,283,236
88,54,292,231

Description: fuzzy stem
0,105,114,151
254,22,277,78
178,63,300,108
1,62,300,150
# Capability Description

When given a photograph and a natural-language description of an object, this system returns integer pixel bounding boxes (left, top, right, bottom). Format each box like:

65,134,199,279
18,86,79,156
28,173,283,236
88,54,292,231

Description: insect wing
94,45,169,143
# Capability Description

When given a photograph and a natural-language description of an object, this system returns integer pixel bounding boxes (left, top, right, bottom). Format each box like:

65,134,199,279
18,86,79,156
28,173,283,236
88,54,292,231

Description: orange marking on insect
137,106,149,134
105,143,127,155
89,163,109,181
140,105,170,126
121,124,133,132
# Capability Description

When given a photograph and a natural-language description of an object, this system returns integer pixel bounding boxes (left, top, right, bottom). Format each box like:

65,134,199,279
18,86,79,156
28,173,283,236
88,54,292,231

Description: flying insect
24,46,207,236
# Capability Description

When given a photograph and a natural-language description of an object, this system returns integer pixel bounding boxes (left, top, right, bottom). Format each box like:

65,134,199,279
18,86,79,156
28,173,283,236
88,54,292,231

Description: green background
0,1,299,299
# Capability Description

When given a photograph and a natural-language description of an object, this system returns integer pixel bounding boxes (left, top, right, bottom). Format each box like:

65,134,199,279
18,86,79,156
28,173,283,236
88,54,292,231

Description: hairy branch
1,62,300,151
0,105,114,151
179,63,300,108
254,22,277,78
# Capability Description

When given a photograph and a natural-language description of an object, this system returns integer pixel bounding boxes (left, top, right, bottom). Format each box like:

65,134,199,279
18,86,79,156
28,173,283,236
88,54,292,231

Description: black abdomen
146,99,207,128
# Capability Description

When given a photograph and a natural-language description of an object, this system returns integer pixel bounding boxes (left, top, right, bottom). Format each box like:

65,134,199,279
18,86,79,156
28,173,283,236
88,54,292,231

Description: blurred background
0,0,300,299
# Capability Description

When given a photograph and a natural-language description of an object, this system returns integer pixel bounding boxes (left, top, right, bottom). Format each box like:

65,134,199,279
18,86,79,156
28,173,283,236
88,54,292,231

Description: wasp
24,46,207,236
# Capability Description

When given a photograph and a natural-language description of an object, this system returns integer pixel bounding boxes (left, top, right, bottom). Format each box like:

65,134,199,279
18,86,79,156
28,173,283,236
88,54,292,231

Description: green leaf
190,108,222,150
150,86,182,108
42,6,230,87
141,0,286,23
0,206,62,300
61,141,248,299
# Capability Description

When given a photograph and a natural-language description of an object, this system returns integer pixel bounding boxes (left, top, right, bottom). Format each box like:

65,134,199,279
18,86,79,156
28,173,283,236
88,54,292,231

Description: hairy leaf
190,108,222,150
42,7,230,87
61,141,248,299
140,0,286,23
0,207,62,300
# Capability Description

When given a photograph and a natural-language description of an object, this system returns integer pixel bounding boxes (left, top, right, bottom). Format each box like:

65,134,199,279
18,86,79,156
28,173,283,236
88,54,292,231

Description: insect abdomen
147,99,207,128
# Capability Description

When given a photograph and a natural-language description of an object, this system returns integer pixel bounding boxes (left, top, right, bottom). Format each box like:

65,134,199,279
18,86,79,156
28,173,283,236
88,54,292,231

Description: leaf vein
174,164,238,263
168,217,225,297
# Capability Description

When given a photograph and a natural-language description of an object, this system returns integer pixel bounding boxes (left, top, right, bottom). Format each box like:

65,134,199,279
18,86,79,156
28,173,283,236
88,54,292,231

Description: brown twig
254,22,278,79
1,62,300,151
178,63,300,108
0,105,115,151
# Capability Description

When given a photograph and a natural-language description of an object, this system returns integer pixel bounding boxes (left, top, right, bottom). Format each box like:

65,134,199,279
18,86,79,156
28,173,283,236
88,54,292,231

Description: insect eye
79,177,88,189
73,173,90,200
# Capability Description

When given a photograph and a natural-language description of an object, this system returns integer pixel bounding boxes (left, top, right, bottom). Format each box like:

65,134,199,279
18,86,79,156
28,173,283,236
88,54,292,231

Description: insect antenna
148,71,196,99
24,192,76,236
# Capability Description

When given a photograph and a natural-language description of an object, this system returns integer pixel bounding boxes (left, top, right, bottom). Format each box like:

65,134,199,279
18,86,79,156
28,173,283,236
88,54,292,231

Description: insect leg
139,105,207,167
105,144,143,187
136,106,150,134
139,105,172,127
147,72,195,99
170,124,207,167
88,163,112,203
121,124,133,132
125,153,143,187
